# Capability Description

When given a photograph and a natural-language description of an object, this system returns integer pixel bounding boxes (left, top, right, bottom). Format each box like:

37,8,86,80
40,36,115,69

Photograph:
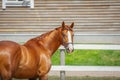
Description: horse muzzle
65,43,74,53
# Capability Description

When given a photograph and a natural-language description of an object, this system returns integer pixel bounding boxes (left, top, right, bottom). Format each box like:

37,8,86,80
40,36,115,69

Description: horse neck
44,30,62,56
39,29,62,56
25,29,62,57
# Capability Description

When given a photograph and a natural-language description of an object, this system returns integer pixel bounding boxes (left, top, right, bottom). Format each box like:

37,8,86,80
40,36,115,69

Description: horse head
60,21,74,53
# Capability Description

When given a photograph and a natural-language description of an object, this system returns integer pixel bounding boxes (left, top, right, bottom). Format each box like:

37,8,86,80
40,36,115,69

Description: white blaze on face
67,31,73,51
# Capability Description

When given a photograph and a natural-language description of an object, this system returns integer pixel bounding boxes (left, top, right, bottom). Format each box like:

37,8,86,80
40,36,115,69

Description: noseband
66,42,73,45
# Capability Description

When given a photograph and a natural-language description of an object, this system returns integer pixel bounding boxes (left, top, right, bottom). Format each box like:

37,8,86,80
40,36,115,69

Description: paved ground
48,71,120,77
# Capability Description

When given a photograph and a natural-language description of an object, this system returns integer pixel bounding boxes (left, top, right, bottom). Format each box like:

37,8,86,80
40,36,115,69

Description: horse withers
0,22,74,80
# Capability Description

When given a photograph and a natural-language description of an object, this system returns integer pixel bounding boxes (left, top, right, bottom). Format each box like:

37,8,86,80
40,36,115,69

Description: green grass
51,50,120,66
48,76,120,80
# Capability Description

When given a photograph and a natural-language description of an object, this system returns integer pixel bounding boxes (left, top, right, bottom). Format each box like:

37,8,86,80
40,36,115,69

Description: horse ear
70,22,74,28
62,21,65,29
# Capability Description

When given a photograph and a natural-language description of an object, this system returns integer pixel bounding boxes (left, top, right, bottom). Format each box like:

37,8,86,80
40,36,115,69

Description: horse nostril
67,47,69,51
65,47,69,52
66,47,74,53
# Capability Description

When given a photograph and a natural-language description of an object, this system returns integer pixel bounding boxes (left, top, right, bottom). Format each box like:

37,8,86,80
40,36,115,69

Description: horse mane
24,27,62,46
36,30,53,40
35,27,61,40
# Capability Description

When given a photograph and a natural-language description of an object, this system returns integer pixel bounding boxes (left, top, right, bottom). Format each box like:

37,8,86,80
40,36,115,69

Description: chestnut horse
0,22,74,80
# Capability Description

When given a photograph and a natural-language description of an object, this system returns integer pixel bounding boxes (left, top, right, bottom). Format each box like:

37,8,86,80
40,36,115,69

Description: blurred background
0,0,120,80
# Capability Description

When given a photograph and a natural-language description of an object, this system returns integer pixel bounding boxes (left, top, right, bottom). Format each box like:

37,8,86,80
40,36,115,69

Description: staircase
0,0,120,34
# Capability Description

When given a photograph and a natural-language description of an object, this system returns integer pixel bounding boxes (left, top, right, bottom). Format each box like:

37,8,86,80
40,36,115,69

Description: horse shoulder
14,45,40,78
18,45,39,69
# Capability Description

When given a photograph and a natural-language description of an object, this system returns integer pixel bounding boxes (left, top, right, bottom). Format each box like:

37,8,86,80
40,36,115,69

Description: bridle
61,29,73,48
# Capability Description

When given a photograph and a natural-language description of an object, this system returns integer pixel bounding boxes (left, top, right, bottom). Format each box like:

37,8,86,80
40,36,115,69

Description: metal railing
54,44,120,80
